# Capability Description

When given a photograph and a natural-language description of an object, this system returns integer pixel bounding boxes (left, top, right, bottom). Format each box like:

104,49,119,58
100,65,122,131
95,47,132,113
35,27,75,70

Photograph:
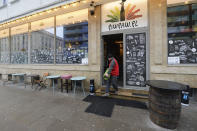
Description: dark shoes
102,90,118,97
102,93,110,97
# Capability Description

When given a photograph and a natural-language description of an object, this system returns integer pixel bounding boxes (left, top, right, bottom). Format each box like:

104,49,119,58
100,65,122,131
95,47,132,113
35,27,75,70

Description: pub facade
0,0,197,92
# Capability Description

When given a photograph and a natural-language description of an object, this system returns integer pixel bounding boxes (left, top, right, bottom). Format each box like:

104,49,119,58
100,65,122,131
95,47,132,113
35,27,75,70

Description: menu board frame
123,30,149,90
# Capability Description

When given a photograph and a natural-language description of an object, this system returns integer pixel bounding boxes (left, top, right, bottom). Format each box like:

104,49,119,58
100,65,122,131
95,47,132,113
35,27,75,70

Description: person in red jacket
103,54,119,97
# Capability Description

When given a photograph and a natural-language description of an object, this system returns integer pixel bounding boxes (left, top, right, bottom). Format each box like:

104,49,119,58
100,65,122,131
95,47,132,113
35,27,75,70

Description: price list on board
125,33,146,87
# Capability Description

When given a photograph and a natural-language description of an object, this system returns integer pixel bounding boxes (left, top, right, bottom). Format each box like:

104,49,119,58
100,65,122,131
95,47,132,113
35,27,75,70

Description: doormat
83,95,147,117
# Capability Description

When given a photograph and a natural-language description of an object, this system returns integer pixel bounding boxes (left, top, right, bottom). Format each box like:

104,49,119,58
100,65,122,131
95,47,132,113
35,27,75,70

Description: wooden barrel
149,87,181,129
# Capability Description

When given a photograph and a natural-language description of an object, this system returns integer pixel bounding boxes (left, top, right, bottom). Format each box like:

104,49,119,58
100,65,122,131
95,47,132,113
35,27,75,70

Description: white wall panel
41,0,59,6
0,8,8,21
0,0,62,22
7,0,41,18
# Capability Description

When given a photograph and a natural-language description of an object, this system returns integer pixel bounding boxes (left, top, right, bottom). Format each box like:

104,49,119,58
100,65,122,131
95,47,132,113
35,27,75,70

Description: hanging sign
101,0,148,32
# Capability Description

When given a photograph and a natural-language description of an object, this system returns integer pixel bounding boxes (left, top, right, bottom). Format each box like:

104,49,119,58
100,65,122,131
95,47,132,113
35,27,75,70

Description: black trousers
106,76,118,93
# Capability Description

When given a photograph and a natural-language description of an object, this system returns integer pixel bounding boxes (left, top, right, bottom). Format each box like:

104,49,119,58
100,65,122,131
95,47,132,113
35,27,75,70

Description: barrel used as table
146,80,187,129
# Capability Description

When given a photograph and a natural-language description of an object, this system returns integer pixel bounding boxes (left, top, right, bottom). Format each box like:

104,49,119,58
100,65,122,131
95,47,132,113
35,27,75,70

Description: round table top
61,74,72,79
71,76,86,81
46,75,60,79
12,73,26,76
146,80,187,91
4,73,15,75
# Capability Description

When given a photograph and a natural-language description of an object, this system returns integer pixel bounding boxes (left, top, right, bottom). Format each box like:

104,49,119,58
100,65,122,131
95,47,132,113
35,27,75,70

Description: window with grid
167,3,197,64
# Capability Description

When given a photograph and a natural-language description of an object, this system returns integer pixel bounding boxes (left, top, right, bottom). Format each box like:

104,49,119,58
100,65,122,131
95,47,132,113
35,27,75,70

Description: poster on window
168,39,197,64
101,0,148,32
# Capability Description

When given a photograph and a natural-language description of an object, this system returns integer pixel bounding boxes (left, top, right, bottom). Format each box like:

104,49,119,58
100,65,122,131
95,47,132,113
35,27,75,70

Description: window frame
167,2,197,66
0,9,89,65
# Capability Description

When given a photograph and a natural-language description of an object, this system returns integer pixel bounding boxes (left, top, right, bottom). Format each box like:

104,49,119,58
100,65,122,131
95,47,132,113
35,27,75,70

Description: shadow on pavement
83,95,147,117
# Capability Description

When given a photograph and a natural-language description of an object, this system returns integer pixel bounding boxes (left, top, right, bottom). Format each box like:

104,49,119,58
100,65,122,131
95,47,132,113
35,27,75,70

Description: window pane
31,17,55,64
0,29,9,64
193,4,197,33
167,4,197,64
11,24,28,64
3,0,7,5
0,37,9,63
56,9,88,64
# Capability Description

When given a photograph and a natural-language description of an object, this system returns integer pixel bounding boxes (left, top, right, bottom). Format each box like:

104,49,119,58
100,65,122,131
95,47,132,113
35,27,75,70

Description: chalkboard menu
168,38,197,64
126,33,146,87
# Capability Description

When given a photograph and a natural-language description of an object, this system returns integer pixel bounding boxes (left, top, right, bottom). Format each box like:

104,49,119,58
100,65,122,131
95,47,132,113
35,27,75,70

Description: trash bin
89,79,95,95
181,85,190,106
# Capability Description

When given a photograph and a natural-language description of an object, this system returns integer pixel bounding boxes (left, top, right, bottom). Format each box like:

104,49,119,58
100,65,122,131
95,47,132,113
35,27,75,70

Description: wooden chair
34,73,49,91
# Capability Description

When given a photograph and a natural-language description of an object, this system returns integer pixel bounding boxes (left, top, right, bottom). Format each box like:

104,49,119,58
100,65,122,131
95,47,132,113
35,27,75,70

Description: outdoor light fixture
185,1,189,4
82,0,87,3
89,1,95,16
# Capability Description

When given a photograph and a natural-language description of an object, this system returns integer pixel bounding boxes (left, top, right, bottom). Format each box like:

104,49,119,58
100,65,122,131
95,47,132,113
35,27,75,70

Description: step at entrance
95,88,149,103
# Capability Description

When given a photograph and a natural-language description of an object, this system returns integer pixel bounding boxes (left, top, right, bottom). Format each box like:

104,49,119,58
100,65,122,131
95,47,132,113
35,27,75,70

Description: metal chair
34,73,49,91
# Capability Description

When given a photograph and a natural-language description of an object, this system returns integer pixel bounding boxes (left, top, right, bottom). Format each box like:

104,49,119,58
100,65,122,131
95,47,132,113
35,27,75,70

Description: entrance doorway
103,34,123,87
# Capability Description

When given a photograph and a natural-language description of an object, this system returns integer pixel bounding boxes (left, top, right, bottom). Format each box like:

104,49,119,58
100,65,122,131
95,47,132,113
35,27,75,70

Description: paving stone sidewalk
0,83,196,131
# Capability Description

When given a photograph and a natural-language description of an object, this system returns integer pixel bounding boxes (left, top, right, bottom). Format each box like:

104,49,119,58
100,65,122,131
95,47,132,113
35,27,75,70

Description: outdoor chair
34,73,49,91
61,74,72,93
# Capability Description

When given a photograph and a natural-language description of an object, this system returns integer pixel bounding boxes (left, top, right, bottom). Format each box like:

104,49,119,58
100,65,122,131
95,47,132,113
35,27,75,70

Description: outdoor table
26,74,40,88
70,76,86,96
12,73,26,86
46,75,60,96
61,74,72,93
3,73,14,79
2,73,15,85
146,80,187,129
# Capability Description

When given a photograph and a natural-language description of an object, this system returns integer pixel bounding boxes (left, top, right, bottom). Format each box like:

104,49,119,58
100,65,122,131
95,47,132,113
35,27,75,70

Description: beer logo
106,3,142,23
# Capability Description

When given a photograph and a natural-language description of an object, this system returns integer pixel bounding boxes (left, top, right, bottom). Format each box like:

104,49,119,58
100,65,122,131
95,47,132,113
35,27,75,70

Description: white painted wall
0,0,75,22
